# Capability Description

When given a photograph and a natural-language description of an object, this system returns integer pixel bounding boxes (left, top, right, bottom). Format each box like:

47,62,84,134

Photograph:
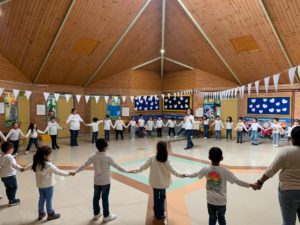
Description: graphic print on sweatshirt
207,171,222,191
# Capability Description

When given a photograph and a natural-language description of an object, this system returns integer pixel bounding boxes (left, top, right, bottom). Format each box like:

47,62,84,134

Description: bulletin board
134,96,160,111
163,95,192,111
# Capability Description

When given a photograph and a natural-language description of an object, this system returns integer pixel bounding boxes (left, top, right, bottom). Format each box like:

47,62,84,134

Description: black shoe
52,146,56,150
56,146,60,149
184,147,191,150
9,199,20,207
47,212,60,221
38,212,46,221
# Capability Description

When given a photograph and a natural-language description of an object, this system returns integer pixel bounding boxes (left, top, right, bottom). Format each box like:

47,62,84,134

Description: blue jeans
186,129,193,148
237,131,243,143
38,186,54,214
251,130,259,144
1,175,17,203
215,130,221,140
130,126,136,139
273,133,280,145
207,203,226,225
104,130,110,141
93,184,110,217
9,140,19,155
204,125,209,138
278,189,300,225
153,188,166,218
26,137,39,151
70,129,79,146
226,129,232,140
92,132,98,143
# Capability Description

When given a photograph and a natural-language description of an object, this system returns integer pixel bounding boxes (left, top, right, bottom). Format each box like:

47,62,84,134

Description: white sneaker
273,144,278,147
93,213,102,220
103,214,117,222
25,151,29,155
174,136,178,138
167,136,170,138
204,137,207,140
15,153,18,156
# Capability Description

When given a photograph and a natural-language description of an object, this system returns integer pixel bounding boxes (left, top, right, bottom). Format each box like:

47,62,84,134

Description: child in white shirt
126,116,137,139
287,119,299,142
266,118,285,147
225,116,233,141
145,117,155,137
247,118,264,145
103,115,114,141
73,138,128,222
203,115,210,139
25,123,45,155
164,117,176,138
6,122,26,157
138,115,145,138
211,116,224,140
234,117,247,143
113,116,126,140
155,117,164,137
44,117,63,149
86,117,103,144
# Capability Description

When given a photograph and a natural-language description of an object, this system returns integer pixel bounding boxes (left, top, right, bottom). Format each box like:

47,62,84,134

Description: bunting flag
240,86,245,98
95,96,100,104
248,83,252,96
65,94,71,103
130,96,134,102
298,65,300,79
264,77,270,93
122,96,126,103
234,88,238,97
174,93,177,97
54,93,60,102
43,92,50,101
12,89,20,99
288,67,296,85
273,73,280,92
25,90,32,100
76,95,81,103
0,88,4,96
104,96,109,103
114,96,119,102
85,95,90,103
161,94,165,99
167,93,170,98
255,81,260,95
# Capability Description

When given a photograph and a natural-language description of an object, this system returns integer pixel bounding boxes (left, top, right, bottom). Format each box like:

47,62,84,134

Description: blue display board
134,96,160,111
107,96,120,119
163,95,192,111
247,97,291,115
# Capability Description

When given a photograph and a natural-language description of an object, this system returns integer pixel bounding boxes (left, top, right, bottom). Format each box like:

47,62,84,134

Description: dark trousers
153,188,166,218
204,125,209,138
1,175,18,203
168,128,175,137
50,135,58,148
93,184,110,217
237,131,243,143
104,130,110,141
116,130,123,140
193,129,200,138
70,129,79,146
157,128,162,137
177,128,185,136
26,138,39,151
92,132,98,143
226,129,232,140
9,140,19,155
139,127,144,137
207,203,226,225
186,129,194,148
147,130,152,137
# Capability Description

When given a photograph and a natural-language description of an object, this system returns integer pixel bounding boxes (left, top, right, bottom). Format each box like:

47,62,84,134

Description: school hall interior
0,0,300,224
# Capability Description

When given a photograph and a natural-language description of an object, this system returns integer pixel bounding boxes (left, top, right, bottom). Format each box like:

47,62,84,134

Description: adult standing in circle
255,126,300,225
66,108,85,147
184,108,195,150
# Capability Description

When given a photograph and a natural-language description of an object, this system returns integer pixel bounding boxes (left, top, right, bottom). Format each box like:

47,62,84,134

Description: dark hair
291,127,300,147
274,118,279,122
50,117,56,120
238,117,243,120
1,142,14,153
12,121,18,126
253,117,258,122
96,138,108,152
139,114,143,117
105,115,109,118
171,117,175,121
216,116,220,119
32,146,52,172
227,116,232,123
209,147,223,163
71,108,76,113
186,108,192,114
27,122,36,133
93,117,98,122
203,115,207,120
131,116,135,120
156,141,168,163
295,119,299,123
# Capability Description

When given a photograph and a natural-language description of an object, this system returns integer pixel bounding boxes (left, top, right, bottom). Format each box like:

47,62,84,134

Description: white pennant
273,73,280,92
255,81,260,95
65,94,71,103
174,93,177,97
288,67,296,85
231,89,234,97
298,66,300,79
54,93,60,102
122,96,126,103
104,96,109,103
0,88,4,96
264,77,270,93
85,95,90,103
25,90,32,100
76,95,81,103
167,93,170,98
161,94,165,99
240,86,245,98
248,83,252,96
43,92,50,101
114,96,119,102
234,88,238,97
13,89,20,99
130,96,134,102
95,96,100,104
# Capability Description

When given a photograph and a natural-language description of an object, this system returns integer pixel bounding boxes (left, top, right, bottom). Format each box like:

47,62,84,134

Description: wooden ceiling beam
176,0,242,85
0,0,11,7
164,57,194,70
160,0,166,78
84,0,153,87
33,0,76,84
132,57,161,70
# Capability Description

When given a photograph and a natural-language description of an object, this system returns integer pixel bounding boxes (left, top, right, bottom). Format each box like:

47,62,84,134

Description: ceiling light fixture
160,49,165,54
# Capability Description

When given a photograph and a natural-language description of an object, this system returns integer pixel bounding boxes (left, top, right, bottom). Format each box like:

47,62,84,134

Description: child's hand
69,172,76,176
20,167,25,172
250,183,261,191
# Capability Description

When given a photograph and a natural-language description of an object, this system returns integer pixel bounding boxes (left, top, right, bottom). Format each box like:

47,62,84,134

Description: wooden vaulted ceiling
0,0,299,87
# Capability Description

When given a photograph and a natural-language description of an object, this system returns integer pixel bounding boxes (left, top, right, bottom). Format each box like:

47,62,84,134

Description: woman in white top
86,117,103,144
129,141,185,220
113,116,126,140
155,117,163,137
25,123,45,155
126,116,137,139
66,108,85,147
6,122,26,156
185,109,195,150
164,117,176,138
225,116,233,141
44,117,63,149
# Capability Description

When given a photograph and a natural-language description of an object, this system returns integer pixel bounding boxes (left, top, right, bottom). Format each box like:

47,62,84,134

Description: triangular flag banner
255,81,260,95
76,95,81,103
130,96,134,102
65,94,71,103
43,92,50,101
298,66,300,79
240,86,245,98
248,83,252,96
167,93,170,98
264,77,270,93
161,94,165,99
25,90,32,100
288,67,296,85
54,93,60,102
95,96,100,104
0,88,4,96
143,96,147,100
174,93,177,97
85,95,90,103
13,89,20,99
114,96,119,102
273,73,280,92
234,88,238,97
104,96,109,103
122,96,126,103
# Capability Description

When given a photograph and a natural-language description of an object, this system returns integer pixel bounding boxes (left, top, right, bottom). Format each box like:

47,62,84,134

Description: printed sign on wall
247,97,291,115
163,95,192,111
134,96,160,111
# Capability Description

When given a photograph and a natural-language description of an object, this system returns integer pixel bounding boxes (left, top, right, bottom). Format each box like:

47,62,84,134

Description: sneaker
103,214,117,222
47,212,60,221
167,136,170,138
93,213,102,220
15,153,18,156
9,199,21,207
56,146,60,149
174,135,178,138
204,137,207,140
273,144,278,147
25,151,29,155
38,212,46,221
52,146,56,150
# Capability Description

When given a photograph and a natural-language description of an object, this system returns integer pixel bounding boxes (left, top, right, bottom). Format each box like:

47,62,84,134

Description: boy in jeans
0,142,24,206
187,147,255,225
72,138,129,222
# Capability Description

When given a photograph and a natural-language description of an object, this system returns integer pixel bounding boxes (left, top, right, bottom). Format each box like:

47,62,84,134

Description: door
221,99,238,138
18,95,30,134
90,98,106,136
57,96,73,138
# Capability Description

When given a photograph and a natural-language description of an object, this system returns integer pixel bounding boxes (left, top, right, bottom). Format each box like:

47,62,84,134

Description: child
203,115,210,139
176,118,186,137
155,117,164,137
234,117,247,144
0,142,24,206
211,116,224,140
287,119,299,142
225,117,233,141
145,117,154,137
29,146,71,221
138,114,145,138
0,130,6,142
192,117,201,138
44,117,63,149
25,123,45,155
187,147,254,225
126,116,137,139
113,116,126,140
103,115,114,141
86,117,103,144
72,138,128,222
164,117,176,138
129,141,185,220
266,118,285,147
5,122,26,157
247,118,264,145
